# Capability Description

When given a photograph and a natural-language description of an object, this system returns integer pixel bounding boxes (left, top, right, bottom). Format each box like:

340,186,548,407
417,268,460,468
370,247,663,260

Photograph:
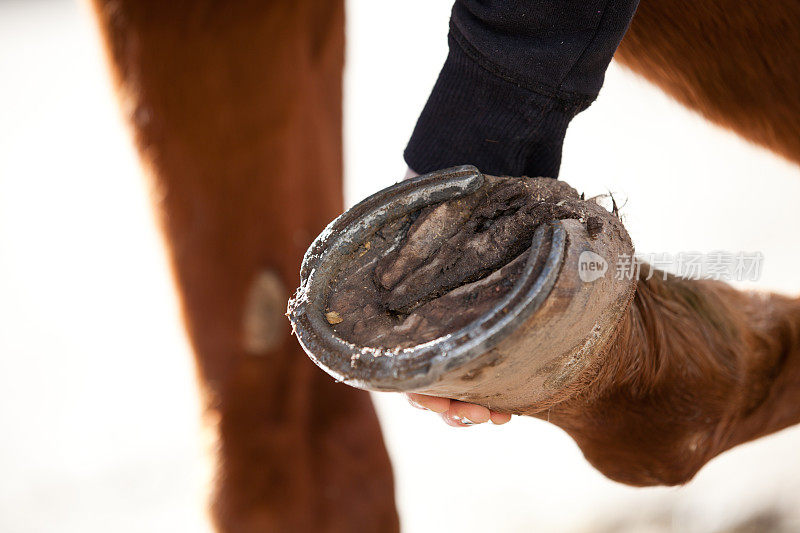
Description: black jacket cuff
404,33,592,179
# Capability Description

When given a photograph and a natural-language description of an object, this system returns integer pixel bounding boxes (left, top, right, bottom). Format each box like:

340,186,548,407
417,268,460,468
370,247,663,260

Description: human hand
405,393,513,427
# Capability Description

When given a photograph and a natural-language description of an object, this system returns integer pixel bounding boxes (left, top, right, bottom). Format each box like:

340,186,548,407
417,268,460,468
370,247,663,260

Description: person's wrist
403,167,419,180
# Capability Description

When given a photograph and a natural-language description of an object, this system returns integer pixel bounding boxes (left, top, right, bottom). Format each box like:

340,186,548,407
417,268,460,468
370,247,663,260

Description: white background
2,1,800,531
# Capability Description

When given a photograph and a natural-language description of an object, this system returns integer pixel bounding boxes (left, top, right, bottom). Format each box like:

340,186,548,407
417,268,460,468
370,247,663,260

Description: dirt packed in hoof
326,176,594,349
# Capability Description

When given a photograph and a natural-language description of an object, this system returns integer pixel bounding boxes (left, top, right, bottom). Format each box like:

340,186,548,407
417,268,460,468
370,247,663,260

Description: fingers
489,411,512,425
404,394,512,427
443,400,491,427
407,393,450,413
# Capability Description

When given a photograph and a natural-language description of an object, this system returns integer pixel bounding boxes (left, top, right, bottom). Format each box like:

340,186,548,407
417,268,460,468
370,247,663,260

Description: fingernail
454,415,475,426
407,398,428,411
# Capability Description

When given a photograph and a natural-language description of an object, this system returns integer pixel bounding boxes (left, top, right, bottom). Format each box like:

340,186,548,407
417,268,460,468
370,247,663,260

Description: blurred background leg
89,1,398,531
617,0,800,165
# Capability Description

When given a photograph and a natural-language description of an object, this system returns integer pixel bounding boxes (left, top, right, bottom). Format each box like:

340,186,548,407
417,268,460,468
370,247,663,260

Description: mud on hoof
288,166,635,413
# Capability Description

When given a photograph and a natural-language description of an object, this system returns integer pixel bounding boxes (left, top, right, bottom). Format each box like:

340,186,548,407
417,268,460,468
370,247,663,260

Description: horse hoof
288,166,636,413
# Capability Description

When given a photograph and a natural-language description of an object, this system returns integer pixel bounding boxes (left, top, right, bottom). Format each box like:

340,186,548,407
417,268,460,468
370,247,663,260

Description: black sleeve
404,0,639,178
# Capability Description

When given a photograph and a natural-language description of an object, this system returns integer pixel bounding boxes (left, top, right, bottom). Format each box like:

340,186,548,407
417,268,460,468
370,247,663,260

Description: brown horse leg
546,268,800,486
616,0,800,164
291,169,800,486
89,1,398,531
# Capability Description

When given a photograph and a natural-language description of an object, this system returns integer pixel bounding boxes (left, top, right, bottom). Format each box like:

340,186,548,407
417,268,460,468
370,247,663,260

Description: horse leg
89,1,398,530
617,0,800,164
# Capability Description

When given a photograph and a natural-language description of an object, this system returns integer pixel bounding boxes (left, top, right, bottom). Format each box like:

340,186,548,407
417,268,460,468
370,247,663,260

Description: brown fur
89,1,398,531
541,265,800,485
555,0,800,484
616,0,800,164
87,0,800,528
